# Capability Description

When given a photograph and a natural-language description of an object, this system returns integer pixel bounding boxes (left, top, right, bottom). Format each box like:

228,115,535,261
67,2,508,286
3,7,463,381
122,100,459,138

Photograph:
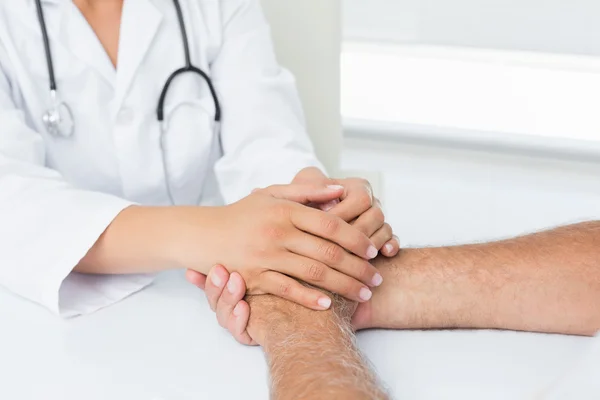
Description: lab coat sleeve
212,0,327,204
0,68,153,317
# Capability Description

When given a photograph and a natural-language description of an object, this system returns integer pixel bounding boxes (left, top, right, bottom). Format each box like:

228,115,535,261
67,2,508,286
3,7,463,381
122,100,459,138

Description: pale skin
70,1,400,310
191,221,600,398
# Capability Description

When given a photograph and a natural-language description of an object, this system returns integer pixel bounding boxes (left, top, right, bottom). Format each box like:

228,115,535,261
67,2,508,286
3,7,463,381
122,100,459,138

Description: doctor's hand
293,167,400,258
190,184,382,310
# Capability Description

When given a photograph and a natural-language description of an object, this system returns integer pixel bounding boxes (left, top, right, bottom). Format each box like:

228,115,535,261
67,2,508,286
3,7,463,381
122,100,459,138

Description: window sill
341,42,600,159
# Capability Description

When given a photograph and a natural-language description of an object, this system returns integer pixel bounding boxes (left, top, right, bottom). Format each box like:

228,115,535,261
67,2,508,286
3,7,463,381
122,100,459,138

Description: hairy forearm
250,296,388,400
369,221,600,336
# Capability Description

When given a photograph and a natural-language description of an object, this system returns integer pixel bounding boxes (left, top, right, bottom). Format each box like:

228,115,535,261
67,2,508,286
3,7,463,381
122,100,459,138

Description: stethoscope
35,0,222,204
35,0,221,137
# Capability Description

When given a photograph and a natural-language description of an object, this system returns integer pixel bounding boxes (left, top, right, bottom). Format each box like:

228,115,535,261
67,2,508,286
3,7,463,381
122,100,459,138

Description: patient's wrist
247,293,354,349
370,248,492,330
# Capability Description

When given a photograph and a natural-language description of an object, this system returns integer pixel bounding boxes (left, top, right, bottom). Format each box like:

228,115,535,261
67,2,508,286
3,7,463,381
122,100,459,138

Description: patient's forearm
248,295,388,400
369,221,600,336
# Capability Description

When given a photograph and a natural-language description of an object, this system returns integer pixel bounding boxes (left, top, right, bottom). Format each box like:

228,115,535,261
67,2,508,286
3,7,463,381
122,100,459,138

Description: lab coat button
116,108,135,125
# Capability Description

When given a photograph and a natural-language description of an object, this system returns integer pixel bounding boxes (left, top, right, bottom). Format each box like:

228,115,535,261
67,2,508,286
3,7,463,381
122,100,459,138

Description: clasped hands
186,167,399,345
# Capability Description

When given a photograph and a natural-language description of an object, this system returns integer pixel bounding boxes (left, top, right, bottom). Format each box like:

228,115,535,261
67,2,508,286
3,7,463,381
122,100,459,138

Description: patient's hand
293,167,400,258
194,265,388,399
187,264,359,346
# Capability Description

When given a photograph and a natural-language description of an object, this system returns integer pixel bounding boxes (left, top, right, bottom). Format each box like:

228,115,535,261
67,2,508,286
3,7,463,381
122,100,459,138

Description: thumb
185,269,208,290
258,184,344,205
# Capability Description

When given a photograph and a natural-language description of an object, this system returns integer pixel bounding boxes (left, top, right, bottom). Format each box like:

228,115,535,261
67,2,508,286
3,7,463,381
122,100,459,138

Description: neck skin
73,0,124,10
358,221,600,336
72,0,123,68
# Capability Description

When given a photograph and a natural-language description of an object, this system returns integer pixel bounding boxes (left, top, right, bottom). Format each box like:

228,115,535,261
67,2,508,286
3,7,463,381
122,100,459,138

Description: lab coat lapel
113,0,163,110
58,2,116,88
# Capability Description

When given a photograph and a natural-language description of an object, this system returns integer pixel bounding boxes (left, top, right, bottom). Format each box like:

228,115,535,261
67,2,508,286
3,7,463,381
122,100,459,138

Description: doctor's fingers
351,199,386,238
258,254,373,304
256,270,333,311
381,235,401,258
327,178,374,222
369,223,394,253
289,204,377,261
256,183,344,205
205,265,230,311
284,232,382,288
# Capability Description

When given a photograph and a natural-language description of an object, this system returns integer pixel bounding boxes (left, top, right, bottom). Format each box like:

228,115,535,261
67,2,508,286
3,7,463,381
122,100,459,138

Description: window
343,0,600,56
342,0,600,149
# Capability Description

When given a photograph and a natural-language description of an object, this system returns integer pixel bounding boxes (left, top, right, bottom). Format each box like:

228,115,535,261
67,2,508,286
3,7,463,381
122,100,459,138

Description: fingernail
321,200,338,212
233,303,242,317
211,274,222,288
359,287,373,301
367,246,378,259
227,279,237,294
371,273,383,287
327,185,344,191
317,297,332,309
385,243,394,254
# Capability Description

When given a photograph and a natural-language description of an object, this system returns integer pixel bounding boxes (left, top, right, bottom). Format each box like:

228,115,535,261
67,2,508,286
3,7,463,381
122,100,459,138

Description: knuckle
278,282,292,297
307,263,326,281
270,202,292,220
358,192,373,210
339,280,358,297
354,222,369,236
359,178,370,188
319,242,343,264
350,231,368,250
222,290,238,305
373,207,385,225
384,223,393,236
360,262,374,280
320,216,340,235
261,224,286,240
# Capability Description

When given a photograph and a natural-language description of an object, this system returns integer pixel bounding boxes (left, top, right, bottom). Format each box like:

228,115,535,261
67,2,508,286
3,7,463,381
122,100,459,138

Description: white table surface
4,137,600,400
0,270,592,400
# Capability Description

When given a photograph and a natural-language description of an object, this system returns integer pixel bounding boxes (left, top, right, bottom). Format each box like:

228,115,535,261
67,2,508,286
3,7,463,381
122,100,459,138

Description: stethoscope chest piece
42,90,75,138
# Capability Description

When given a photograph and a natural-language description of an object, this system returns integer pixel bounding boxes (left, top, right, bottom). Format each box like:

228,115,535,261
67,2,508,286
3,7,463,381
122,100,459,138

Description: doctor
0,0,399,317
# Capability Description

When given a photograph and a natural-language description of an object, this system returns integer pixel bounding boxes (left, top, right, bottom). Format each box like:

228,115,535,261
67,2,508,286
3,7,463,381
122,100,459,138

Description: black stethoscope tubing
34,0,222,127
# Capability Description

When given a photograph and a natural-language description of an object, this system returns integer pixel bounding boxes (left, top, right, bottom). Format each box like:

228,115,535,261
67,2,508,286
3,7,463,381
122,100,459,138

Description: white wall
343,0,600,56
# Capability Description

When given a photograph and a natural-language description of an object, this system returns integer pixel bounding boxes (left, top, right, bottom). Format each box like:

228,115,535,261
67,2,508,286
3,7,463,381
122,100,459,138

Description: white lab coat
0,0,324,317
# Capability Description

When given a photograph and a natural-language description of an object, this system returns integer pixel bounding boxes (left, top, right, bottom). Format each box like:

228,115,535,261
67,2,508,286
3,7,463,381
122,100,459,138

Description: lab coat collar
24,0,164,99
58,3,117,88
112,0,163,112
19,0,116,88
